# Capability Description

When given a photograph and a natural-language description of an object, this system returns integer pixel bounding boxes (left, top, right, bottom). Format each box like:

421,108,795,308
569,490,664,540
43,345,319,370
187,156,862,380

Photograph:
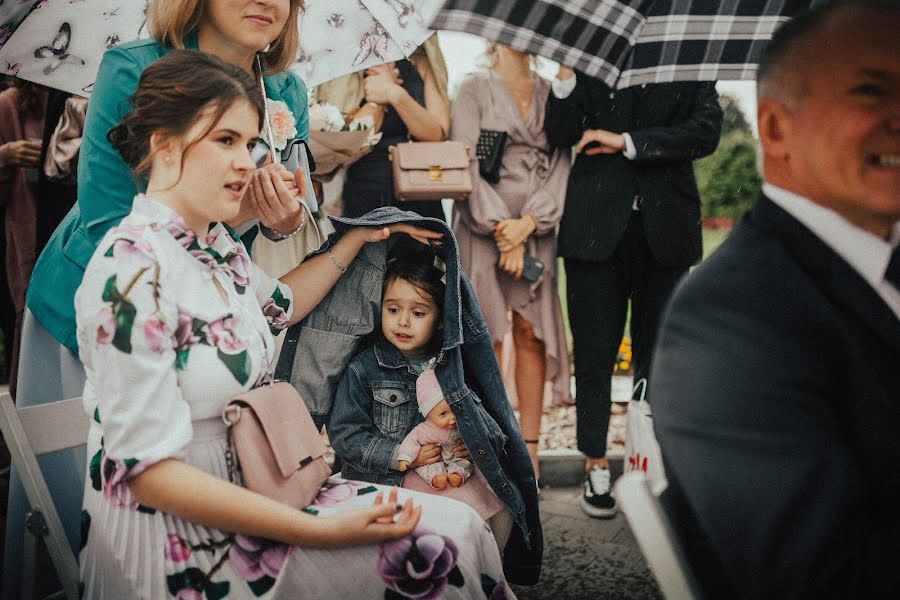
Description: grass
557,226,734,353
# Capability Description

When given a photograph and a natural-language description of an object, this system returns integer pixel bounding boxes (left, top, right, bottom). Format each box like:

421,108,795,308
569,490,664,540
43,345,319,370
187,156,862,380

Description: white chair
0,392,88,600
614,471,702,600
4,309,87,600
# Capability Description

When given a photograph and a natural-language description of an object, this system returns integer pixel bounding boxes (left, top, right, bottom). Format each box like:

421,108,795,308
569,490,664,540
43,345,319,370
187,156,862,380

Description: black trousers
565,212,687,458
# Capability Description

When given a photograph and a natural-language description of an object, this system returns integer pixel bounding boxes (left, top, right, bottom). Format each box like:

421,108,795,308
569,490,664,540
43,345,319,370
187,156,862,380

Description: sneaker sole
580,496,617,519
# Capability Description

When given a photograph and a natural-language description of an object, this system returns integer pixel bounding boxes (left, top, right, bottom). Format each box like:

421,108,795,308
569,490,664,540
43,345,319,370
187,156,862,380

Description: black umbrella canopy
430,0,819,88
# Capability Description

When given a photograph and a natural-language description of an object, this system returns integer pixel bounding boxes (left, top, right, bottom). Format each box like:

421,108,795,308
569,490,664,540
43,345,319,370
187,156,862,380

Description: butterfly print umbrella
295,0,441,87
0,0,439,96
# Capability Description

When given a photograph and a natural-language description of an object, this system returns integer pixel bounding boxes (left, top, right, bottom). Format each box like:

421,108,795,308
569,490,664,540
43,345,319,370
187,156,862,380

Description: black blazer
545,79,722,266
651,195,900,598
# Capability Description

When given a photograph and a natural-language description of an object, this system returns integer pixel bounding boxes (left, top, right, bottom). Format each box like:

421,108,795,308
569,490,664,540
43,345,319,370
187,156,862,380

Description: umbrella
0,0,440,96
295,0,443,87
429,0,818,89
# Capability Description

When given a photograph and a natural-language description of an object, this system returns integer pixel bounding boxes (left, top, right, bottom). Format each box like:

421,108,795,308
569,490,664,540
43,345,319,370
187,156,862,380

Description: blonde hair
147,0,305,74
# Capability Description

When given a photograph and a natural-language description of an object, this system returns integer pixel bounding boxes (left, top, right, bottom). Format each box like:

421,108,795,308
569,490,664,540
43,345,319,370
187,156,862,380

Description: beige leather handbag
223,381,331,509
388,141,472,202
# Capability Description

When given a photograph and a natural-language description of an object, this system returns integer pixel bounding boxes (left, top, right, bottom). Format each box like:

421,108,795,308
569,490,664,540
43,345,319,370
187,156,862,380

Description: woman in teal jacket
27,0,310,354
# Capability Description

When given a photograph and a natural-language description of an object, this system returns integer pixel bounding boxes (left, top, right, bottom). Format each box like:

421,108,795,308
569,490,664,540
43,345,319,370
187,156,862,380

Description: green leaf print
205,579,231,600
270,287,290,313
101,275,122,303
302,507,319,516
247,576,276,597
89,449,102,491
357,486,378,496
447,565,465,588
166,568,207,597
175,348,191,371
93,406,101,424
234,284,246,295
80,510,90,551
111,299,137,354
217,349,250,385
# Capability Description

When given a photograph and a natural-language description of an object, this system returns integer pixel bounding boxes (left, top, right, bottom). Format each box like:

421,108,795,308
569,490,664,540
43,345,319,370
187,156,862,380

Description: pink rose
311,478,370,507
264,99,297,152
96,306,115,345
261,298,289,331
224,249,250,288
111,237,155,270
164,216,197,249
144,314,166,353
204,316,248,355
164,534,192,562
100,456,151,510
173,308,199,351
229,535,292,582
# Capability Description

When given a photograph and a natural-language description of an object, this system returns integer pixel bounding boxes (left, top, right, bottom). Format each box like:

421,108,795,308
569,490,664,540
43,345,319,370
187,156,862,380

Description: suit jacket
651,194,900,598
545,80,722,266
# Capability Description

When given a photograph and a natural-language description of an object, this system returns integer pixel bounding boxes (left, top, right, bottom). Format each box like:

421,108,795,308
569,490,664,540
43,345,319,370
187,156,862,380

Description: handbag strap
632,378,648,402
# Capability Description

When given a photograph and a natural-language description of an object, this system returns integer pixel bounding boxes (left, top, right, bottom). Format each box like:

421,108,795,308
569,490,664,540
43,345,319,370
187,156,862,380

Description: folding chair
614,471,702,600
0,392,87,600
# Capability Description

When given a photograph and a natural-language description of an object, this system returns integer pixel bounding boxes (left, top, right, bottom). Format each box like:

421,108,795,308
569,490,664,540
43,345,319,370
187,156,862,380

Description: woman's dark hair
382,240,447,352
107,49,264,179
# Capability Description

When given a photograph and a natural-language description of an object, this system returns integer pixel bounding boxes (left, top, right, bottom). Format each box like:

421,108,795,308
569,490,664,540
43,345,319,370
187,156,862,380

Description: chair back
0,393,87,600
614,471,702,600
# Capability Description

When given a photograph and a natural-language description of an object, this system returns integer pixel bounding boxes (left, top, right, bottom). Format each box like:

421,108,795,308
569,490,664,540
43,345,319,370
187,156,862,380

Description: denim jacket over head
275,207,542,585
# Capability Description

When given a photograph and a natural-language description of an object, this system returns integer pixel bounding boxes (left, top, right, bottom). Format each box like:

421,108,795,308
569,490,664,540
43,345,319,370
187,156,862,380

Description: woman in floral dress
75,50,511,600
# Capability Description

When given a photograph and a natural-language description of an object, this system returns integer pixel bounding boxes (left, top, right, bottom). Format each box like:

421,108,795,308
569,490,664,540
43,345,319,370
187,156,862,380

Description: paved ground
510,479,662,600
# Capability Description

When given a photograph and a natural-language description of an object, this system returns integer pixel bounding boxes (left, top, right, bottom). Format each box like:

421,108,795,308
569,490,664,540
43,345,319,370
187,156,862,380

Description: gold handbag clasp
428,165,443,181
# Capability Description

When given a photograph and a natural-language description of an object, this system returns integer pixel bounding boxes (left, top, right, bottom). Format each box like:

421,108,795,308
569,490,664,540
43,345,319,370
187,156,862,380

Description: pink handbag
388,141,473,202
223,381,331,509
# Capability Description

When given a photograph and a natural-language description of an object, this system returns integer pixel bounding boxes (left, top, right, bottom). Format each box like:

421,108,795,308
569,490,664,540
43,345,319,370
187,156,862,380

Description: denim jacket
275,207,542,585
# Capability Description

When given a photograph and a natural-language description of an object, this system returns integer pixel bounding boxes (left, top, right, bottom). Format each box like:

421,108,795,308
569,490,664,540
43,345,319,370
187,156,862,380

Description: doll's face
426,399,456,429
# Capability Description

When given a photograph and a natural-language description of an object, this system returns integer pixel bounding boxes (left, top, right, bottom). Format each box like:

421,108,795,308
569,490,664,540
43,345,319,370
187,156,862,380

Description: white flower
347,115,374,131
308,102,345,132
263,98,297,152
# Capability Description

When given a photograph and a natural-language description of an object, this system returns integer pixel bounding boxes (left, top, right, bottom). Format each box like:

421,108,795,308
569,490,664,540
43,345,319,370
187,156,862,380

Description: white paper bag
624,379,668,494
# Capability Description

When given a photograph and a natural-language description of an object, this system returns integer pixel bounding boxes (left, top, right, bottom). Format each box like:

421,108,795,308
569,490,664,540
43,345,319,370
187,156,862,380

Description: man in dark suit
544,71,722,517
651,0,899,596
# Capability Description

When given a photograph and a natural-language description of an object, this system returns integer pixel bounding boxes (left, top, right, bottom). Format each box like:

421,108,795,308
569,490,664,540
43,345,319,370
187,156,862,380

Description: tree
695,131,761,218
718,93,752,137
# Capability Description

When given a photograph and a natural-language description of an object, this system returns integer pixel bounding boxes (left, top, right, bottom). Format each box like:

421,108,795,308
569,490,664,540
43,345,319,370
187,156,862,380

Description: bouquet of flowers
307,101,382,181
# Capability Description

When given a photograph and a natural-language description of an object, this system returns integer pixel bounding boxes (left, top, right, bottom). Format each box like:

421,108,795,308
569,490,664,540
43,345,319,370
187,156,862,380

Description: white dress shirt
764,183,900,319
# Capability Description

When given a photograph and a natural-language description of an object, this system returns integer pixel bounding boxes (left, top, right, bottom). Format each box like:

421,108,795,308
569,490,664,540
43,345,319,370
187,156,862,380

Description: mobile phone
521,255,544,283
282,140,319,214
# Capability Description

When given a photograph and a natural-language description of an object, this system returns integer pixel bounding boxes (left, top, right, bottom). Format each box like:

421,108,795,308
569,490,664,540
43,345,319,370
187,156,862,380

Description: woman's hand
498,243,525,279
364,63,404,106
349,223,444,247
5,139,42,168
321,489,421,546
575,128,626,156
247,163,306,234
494,215,536,252
408,443,442,468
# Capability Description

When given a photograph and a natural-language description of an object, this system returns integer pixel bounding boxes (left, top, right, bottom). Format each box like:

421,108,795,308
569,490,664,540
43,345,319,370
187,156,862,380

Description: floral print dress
75,195,511,599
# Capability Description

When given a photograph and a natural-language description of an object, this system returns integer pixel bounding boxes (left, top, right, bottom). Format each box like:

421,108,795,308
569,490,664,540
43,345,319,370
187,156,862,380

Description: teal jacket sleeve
77,46,144,247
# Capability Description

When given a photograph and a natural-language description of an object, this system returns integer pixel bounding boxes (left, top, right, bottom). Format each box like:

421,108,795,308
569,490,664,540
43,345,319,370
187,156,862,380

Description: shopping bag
624,379,668,494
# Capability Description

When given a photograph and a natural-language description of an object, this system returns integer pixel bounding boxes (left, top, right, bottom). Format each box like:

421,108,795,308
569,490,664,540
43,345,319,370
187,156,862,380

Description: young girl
329,245,512,548
74,49,511,599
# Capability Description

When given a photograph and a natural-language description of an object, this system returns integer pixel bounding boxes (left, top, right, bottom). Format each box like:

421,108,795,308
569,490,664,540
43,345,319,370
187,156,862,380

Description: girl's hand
351,223,444,247
451,441,471,461
409,443,442,468
364,65,404,106
323,490,421,546
498,244,525,279
6,139,42,168
494,215,536,252
248,163,306,234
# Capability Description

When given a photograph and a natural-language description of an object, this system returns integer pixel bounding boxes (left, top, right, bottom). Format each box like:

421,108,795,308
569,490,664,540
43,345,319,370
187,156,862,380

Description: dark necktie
886,246,900,290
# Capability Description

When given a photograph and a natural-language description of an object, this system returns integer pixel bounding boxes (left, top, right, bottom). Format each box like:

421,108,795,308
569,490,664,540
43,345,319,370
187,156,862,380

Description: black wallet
521,254,544,283
476,129,507,184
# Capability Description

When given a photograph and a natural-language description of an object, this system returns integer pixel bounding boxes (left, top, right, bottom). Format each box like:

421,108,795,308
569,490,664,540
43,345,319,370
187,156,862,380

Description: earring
164,154,173,165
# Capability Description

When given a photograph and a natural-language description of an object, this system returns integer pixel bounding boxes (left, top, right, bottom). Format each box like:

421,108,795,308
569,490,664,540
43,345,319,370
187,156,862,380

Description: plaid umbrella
429,0,818,89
